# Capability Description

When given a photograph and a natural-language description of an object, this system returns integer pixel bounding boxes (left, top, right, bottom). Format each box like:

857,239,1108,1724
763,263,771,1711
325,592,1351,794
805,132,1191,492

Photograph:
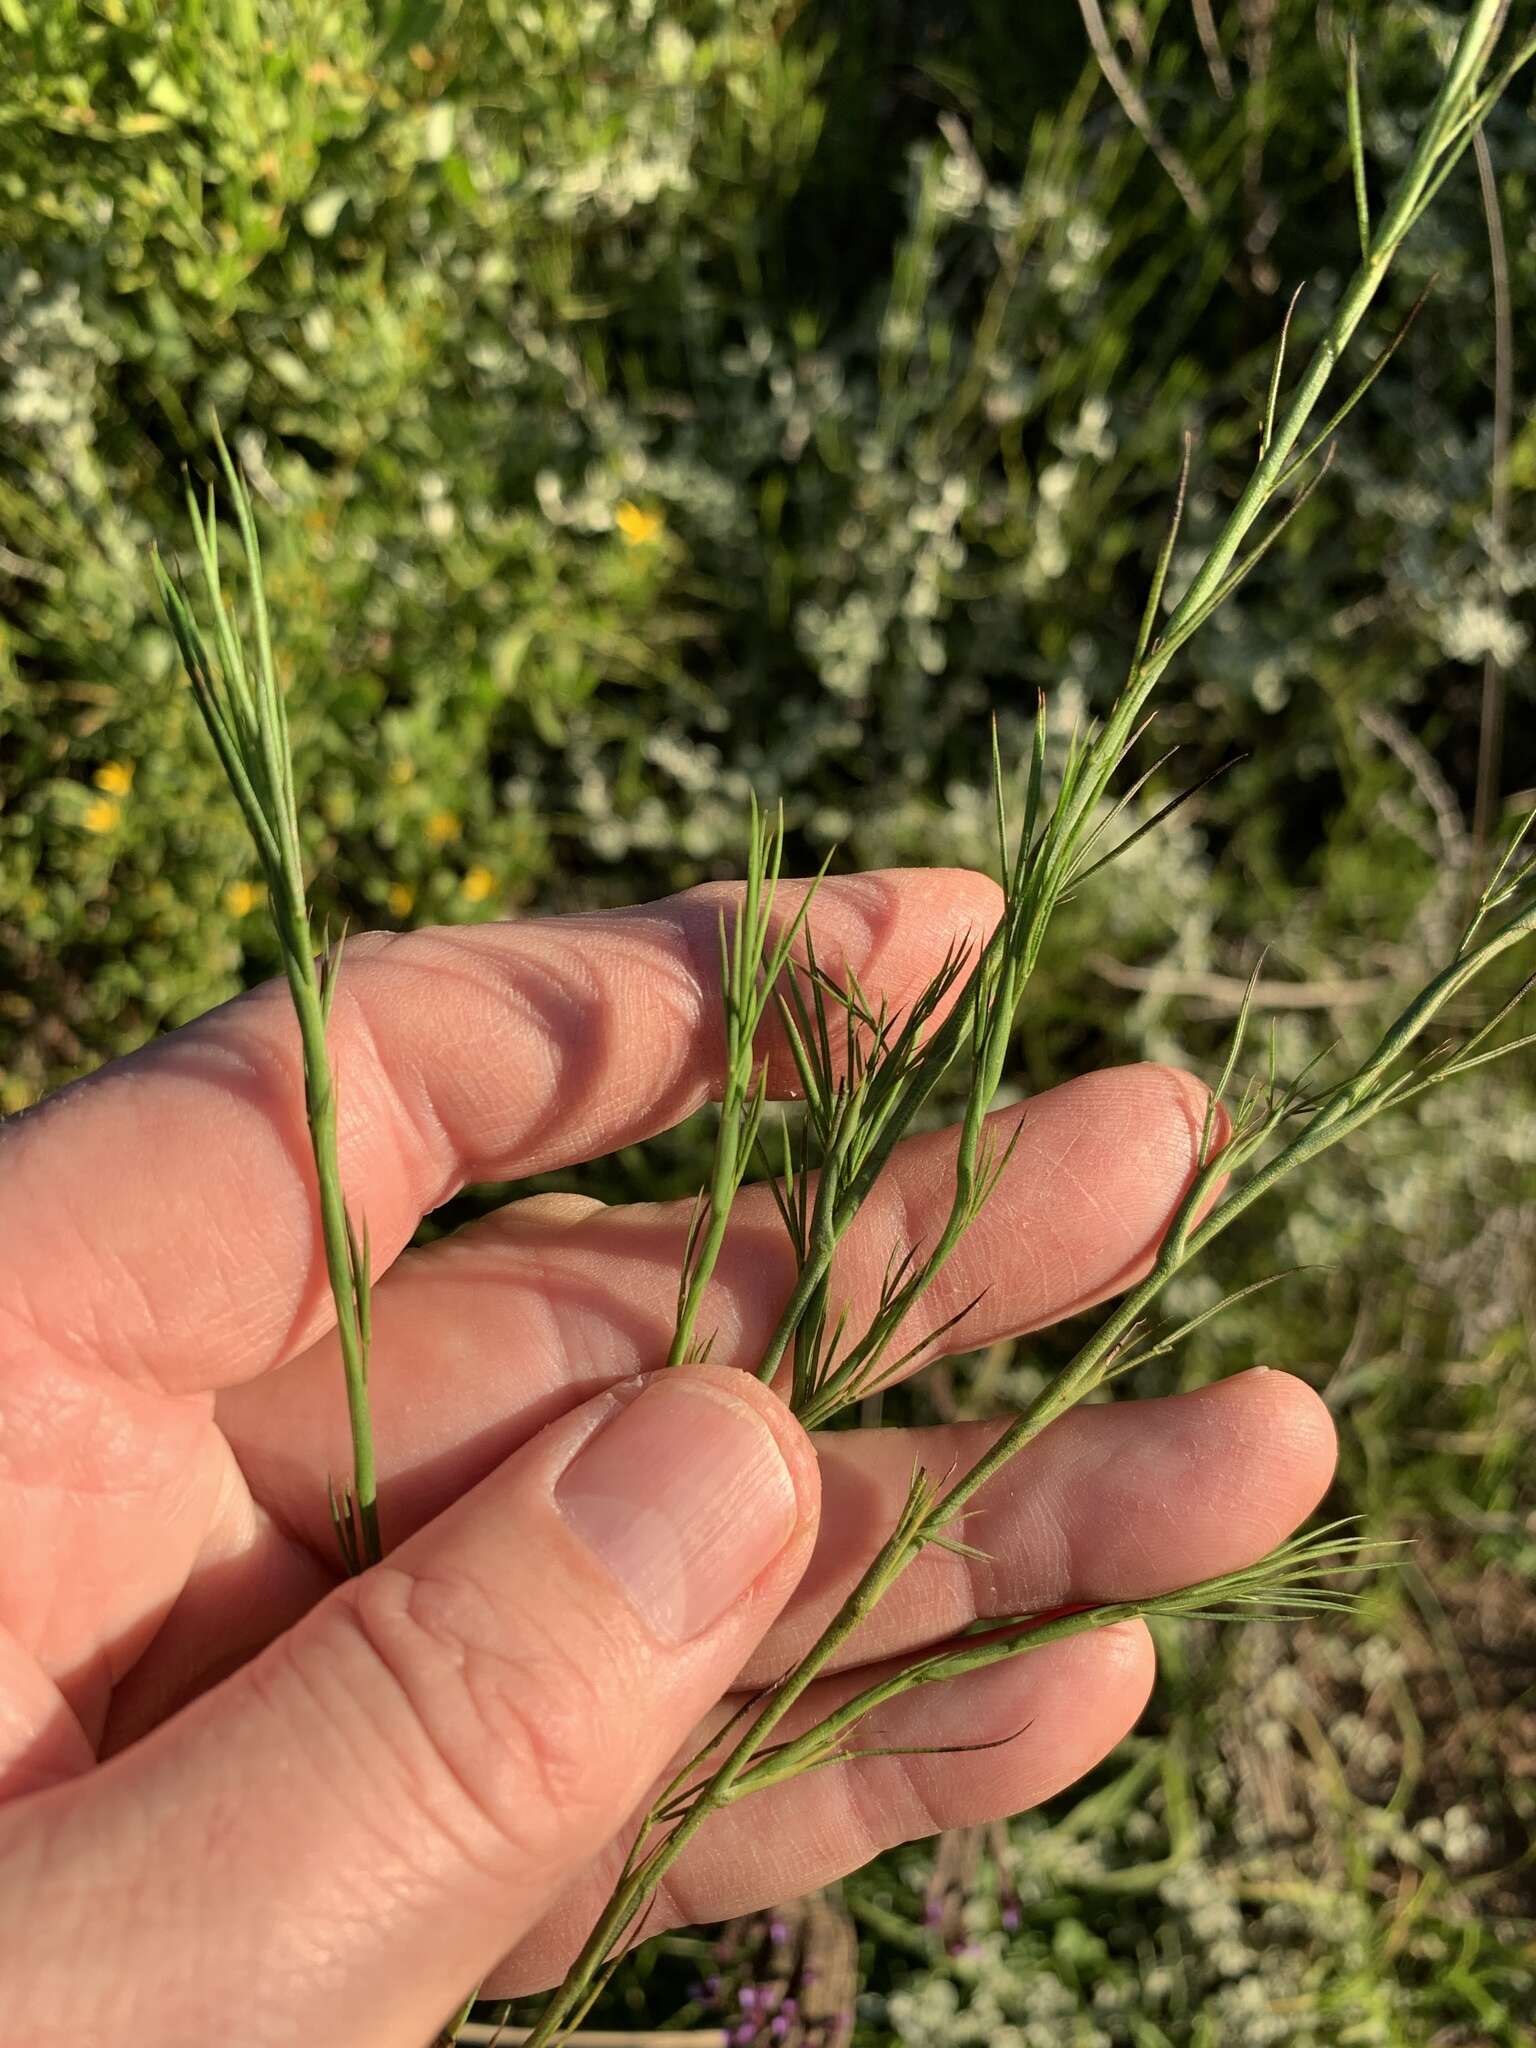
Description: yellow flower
387,881,416,918
225,880,264,917
615,499,664,546
425,809,461,845
461,864,495,904
94,760,134,796
83,798,121,835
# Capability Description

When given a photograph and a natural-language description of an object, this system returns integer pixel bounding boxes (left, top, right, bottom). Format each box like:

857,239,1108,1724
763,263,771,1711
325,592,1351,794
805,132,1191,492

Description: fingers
0,1370,820,2048
0,868,998,1394
489,1626,1156,1996
221,1062,1212,1557
0,1624,94,1802
738,1368,1338,1684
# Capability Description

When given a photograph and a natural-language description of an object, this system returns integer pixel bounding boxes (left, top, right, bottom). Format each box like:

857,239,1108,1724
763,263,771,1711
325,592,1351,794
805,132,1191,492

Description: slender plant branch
1191,0,1233,101
1076,0,1212,220
154,433,381,1572
666,799,827,1369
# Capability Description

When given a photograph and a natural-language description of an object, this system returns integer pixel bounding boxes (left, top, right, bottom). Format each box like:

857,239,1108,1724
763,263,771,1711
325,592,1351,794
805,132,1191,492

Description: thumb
5,1367,819,2048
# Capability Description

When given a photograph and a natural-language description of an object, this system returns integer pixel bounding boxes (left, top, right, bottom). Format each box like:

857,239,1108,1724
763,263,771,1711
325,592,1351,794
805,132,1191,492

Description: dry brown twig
1192,0,1234,98
1076,0,1212,219
1088,953,1393,1012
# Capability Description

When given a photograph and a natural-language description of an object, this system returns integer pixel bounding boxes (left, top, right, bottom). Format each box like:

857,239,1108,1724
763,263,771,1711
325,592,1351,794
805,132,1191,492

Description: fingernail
555,1376,798,1643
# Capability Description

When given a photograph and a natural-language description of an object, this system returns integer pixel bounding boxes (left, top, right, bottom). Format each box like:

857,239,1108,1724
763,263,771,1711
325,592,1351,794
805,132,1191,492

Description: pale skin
0,866,1336,2045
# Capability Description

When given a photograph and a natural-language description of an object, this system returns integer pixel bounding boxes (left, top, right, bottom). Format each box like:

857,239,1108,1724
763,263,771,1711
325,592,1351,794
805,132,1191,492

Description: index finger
0,869,999,1395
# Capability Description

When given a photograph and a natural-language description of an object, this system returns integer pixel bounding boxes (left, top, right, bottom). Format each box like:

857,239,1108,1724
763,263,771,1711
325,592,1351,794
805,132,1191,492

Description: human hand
0,868,1335,2045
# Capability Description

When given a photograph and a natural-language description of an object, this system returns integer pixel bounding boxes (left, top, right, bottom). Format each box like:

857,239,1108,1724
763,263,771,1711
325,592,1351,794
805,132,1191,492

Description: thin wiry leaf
1133,433,1192,669
1346,36,1371,260
1260,283,1307,460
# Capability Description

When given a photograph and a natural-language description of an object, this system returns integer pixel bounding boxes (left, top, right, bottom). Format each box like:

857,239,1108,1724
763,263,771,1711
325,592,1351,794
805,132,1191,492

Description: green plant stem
928,892,1536,1541
667,1076,754,1370
732,1531,1374,1793
1145,0,1503,661
156,438,382,1570
294,959,381,1566
668,803,822,1371
754,960,980,1387
436,1989,480,2047
528,1510,1380,2046
1184,895,1536,1257
790,939,1022,1425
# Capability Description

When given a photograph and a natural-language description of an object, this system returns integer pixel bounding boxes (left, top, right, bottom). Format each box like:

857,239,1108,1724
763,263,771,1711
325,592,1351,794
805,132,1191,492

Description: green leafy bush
5,1,1531,1105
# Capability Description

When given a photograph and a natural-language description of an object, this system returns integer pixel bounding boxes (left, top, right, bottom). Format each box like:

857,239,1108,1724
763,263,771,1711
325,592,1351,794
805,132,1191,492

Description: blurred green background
2,2,1533,2042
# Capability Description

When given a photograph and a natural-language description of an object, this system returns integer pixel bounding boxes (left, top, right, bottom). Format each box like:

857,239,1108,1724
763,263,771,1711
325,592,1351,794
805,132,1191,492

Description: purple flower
769,1918,789,1945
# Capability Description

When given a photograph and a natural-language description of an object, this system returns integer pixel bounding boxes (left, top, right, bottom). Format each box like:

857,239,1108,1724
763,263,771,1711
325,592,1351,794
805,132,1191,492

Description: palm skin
0,868,1334,2042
